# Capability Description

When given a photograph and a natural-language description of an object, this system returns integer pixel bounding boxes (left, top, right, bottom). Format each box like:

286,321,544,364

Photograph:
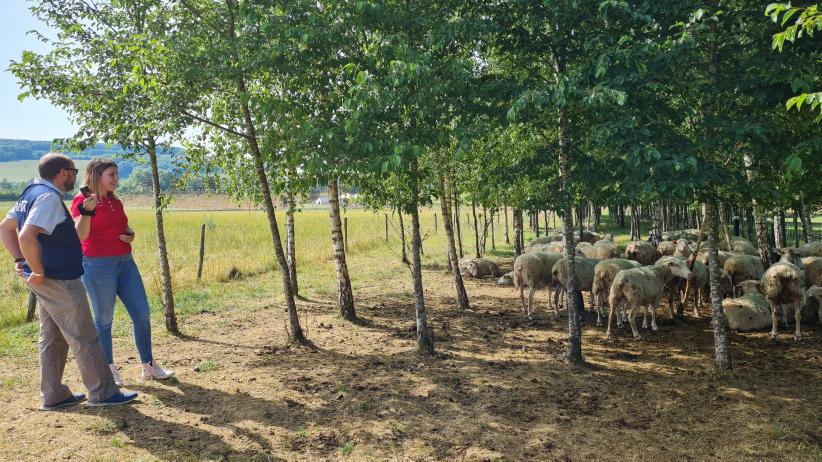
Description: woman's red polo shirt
70,193,132,257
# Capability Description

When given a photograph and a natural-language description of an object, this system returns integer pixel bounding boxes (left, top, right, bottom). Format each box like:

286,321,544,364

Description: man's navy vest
14,182,83,280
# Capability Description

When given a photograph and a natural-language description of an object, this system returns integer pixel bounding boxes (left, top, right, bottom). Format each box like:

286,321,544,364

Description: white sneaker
109,364,124,387
141,361,174,380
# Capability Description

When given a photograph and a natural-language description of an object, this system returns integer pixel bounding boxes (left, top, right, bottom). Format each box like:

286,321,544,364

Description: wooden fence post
197,223,206,281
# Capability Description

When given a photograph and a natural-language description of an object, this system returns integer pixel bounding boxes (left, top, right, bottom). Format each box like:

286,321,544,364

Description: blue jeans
81,253,153,364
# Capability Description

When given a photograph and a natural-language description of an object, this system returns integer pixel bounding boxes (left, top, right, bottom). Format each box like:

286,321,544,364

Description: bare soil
1,266,820,461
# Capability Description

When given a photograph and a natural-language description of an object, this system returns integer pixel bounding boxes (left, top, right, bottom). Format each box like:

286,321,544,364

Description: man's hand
14,260,25,278
26,272,45,286
82,194,98,211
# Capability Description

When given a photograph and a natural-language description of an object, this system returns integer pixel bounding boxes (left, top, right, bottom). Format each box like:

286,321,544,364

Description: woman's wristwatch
77,203,96,216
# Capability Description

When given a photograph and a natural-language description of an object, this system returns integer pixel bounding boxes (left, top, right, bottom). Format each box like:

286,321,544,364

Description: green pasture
0,159,92,183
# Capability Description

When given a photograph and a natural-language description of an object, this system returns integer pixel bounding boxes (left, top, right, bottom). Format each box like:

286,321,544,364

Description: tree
171,0,307,343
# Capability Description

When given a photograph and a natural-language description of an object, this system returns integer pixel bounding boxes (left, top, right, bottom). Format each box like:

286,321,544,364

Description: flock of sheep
458,230,822,341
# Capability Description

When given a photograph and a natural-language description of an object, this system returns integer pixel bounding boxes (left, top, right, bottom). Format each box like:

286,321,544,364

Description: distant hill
0,138,182,162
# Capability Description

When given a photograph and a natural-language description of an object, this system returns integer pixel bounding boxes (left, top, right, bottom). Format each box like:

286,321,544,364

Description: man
0,153,137,410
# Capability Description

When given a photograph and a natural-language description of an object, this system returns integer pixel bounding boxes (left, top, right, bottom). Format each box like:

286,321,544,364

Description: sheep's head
659,257,691,279
736,279,762,295
467,261,479,277
675,240,693,255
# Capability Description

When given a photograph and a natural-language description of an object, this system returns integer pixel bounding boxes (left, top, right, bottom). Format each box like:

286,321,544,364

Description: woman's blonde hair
82,158,119,198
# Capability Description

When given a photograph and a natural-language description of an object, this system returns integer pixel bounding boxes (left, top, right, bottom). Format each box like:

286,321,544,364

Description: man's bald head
39,152,74,181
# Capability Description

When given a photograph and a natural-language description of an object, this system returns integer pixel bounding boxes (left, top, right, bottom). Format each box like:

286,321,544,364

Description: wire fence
734,213,822,246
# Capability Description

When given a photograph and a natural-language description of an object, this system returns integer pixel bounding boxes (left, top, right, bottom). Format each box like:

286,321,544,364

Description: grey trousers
28,277,119,405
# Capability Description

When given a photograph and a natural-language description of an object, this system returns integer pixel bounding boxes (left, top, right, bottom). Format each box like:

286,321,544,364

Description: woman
71,158,173,386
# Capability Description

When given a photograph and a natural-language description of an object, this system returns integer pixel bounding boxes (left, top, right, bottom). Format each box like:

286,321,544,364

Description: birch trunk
410,158,434,355
236,77,306,343
440,172,469,310
147,138,179,335
285,189,298,298
472,201,480,258
328,179,356,321
706,201,732,371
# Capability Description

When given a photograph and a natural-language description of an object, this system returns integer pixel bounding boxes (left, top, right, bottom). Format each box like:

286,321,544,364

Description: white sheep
592,258,642,327
657,241,676,257
760,249,806,340
722,280,771,331
698,250,735,269
624,241,660,266
805,286,822,324
724,255,765,296
512,253,564,320
606,256,692,339
797,241,822,257
458,256,501,278
802,257,822,288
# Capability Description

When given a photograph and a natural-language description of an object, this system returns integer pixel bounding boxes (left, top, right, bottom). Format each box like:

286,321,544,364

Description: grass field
0,159,92,183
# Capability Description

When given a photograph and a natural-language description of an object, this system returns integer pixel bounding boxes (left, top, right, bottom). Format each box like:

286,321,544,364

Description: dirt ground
1,266,820,462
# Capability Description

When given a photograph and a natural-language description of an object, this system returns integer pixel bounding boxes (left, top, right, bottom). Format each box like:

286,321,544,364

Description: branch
181,109,252,140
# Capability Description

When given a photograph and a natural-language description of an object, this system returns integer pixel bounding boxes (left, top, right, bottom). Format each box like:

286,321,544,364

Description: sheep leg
595,292,603,327
519,285,527,315
589,291,595,312
783,304,789,328
694,287,701,317
667,290,676,320
650,300,659,331
642,306,648,329
769,301,779,340
793,301,802,341
606,300,617,339
628,302,642,340
527,286,536,321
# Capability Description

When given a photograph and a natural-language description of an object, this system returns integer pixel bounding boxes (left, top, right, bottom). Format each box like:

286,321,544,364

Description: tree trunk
147,138,179,336
409,158,434,355
705,200,733,372
744,152,772,267
472,201,480,258
236,78,306,344
775,210,787,248
801,200,811,243
440,172,470,310
719,203,732,251
481,205,490,254
555,76,582,364
454,190,464,258
746,207,755,242
398,207,410,265
490,208,496,251
513,208,523,257
285,189,299,298
328,179,356,321
504,205,510,244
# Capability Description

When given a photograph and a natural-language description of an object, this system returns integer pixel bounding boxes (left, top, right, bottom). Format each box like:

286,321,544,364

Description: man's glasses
64,167,79,175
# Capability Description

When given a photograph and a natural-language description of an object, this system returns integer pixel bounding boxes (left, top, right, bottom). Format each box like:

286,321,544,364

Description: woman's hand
82,194,98,211
119,228,135,243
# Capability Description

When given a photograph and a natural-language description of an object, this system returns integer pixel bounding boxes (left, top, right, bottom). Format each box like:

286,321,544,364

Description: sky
0,2,77,140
